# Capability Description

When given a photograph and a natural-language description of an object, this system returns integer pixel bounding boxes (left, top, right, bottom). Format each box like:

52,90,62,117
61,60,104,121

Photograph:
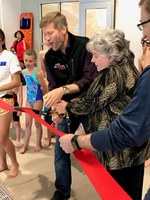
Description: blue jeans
144,188,150,200
54,117,87,196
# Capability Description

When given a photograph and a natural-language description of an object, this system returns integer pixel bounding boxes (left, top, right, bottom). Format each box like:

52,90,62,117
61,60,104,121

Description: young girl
19,49,48,154
0,28,21,178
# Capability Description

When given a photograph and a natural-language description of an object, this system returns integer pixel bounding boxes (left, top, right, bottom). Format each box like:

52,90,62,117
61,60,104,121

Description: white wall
116,0,143,66
0,0,2,28
0,0,20,49
1,0,143,67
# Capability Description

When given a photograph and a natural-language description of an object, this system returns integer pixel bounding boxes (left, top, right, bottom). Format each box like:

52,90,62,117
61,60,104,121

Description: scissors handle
14,106,67,118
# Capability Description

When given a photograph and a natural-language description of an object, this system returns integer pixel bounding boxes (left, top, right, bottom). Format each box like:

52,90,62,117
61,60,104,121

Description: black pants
108,163,144,200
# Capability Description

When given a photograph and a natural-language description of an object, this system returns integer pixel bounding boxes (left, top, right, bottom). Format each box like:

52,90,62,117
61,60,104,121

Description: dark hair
0,28,7,49
14,30,25,39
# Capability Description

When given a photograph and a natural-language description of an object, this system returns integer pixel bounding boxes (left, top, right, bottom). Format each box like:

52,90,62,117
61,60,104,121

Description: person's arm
73,51,96,91
18,40,26,59
44,52,96,108
0,54,21,91
0,72,21,92
59,133,95,154
59,67,150,153
36,68,48,95
65,66,132,117
44,83,80,107
10,41,16,52
90,67,150,151
39,49,49,74
18,83,23,107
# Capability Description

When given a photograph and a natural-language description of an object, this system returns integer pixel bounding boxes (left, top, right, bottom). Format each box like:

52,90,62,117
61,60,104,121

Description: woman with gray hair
54,28,150,200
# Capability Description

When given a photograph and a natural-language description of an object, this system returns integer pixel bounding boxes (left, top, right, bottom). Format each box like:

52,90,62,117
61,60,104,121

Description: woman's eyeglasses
141,39,150,46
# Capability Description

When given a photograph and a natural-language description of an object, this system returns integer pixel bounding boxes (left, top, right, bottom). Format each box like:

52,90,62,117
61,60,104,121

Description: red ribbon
0,99,132,200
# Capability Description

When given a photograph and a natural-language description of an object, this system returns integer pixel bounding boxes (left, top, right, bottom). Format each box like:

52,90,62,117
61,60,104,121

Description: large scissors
14,106,67,118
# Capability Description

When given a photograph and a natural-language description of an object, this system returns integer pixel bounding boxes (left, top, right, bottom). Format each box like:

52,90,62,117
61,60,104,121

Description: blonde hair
24,49,37,60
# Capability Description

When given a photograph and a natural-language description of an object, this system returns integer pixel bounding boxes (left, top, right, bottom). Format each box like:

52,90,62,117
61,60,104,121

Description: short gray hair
86,28,134,66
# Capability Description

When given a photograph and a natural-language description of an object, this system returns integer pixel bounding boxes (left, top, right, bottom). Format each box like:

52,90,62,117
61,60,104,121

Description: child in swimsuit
19,49,48,154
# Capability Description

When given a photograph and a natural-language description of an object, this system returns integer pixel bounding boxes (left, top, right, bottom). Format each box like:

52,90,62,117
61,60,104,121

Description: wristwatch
62,86,70,95
71,135,82,151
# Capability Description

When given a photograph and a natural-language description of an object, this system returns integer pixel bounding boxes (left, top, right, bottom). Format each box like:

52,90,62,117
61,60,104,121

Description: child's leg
12,95,23,147
34,119,43,151
44,126,55,147
145,158,150,167
33,100,43,152
12,113,23,148
43,107,55,147
14,121,23,147
0,111,19,178
0,145,8,171
19,100,33,154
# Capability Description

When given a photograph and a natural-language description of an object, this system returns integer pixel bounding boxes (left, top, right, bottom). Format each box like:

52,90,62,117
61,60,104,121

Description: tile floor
0,126,101,200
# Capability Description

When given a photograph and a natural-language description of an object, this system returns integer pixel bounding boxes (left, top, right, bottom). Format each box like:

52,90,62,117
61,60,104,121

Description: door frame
79,1,115,36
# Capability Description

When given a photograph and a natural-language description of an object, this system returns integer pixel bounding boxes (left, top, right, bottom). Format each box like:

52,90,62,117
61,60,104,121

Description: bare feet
145,159,150,167
16,141,23,148
8,162,19,178
19,146,28,154
0,165,8,172
34,145,42,152
43,139,51,147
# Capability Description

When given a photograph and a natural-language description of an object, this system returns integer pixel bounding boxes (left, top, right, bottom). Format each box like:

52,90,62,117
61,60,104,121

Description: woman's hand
55,100,68,115
75,123,86,135
59,134,74,153
51,113,63,124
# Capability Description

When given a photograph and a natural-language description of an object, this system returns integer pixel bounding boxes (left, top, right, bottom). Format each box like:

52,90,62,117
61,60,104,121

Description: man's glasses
141,39,150,46
137,19,150,31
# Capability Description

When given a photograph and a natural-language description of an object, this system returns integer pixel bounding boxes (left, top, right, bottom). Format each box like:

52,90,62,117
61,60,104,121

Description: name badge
0,62,6,66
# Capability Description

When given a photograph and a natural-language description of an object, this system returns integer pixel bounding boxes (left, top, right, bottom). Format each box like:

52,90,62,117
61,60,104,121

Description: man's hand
59,134,74,153
44,87,64,107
